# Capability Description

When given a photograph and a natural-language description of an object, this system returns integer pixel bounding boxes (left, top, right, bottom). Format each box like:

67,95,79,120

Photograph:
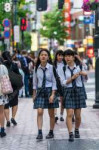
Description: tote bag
0,65,13,95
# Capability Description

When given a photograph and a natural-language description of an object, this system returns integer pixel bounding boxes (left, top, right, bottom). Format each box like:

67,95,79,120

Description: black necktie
41,68,46,88
68,67,76,88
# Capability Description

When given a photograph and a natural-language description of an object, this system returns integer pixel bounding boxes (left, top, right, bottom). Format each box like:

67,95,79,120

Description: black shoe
55,116,58,123
46,132,54,139
60,117,64,121
6,121,10,127
1,132,6,138
11,118,17,126
68,133,74,142
75,130,80,138
36,134,43,140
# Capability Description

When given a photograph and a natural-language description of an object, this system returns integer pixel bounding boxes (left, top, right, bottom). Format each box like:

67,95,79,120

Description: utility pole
93,6,99,108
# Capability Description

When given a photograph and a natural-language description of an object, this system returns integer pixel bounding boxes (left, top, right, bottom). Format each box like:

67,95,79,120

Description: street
1,70,99,150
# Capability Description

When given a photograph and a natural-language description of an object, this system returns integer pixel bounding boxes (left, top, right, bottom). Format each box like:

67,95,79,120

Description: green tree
40,8,68,45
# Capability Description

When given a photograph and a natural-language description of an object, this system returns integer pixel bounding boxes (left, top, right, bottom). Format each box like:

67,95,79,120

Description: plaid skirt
63,87,87,109
34,87,59,109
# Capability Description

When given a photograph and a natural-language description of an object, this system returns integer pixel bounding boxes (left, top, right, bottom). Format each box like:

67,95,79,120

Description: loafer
55,116,58,123
46,133,54,139
11,118,17,126
60,117,64,121
1,132,6,138
36,134,43,140
75,130,80,138
68,133,74,142
6,121,10,127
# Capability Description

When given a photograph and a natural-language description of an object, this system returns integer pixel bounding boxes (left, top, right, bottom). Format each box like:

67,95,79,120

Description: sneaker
55,116,58,123
60,117,64,121
46,132,54,139
1,132,6,138
75,130,80,138
68,133,74,142
6,121,10,127
11,118,17,126
36,134,43,140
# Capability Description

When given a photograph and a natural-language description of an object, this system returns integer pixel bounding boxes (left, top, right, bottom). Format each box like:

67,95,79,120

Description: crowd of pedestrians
0,48,88,142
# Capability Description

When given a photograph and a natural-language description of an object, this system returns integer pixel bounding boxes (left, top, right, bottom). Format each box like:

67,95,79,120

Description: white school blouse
33,63,57,90
56,61,64,80
60,63,87,88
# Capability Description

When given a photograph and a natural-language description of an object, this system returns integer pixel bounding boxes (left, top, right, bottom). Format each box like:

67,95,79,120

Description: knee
38,110,43,116
67,113,73,118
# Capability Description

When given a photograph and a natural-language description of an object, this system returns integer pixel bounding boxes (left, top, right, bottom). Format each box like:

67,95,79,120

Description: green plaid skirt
63,87,87,109
34,87,59,109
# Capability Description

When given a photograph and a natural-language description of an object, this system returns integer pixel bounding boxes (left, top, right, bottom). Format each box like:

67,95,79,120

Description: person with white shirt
0,58,8,137
60,49,87,142
33,49,59,140
54,50,65,122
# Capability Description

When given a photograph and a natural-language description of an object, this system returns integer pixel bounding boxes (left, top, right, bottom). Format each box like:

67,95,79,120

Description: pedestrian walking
2,51,21,127
0,58,9,137
60,49,87,142
33,49,59,140
54,50,65,122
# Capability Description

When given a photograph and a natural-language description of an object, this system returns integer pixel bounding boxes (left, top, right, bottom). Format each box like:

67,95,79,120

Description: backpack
53,67,63,96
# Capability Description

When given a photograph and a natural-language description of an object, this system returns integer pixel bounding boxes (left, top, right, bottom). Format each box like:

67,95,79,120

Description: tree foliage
40,8,68,45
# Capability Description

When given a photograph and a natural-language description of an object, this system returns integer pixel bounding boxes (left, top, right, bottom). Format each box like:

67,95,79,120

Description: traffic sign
14,25,20,42
3,19,10,27
4,30,10,39
4,3,11,12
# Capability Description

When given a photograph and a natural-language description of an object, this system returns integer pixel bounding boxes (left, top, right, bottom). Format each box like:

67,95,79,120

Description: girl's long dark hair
2,51,12,65
35,49,52,72
64,49,81,66
54,50,65,68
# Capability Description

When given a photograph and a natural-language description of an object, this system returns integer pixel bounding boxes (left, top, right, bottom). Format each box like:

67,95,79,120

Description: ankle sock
69,132,73,135
38,129,42,135
75,129,79,132
1,127,4,133
49,130,53,134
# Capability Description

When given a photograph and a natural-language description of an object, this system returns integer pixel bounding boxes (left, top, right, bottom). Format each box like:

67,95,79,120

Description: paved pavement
1,69,99,150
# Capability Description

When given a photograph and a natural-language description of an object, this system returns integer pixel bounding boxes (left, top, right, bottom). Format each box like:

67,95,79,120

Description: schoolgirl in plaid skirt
33,49,59,140
53,50,65,122
60,49,87,142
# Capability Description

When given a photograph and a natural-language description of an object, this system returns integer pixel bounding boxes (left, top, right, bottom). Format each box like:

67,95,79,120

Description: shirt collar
38,63,50,69
67,63,76,69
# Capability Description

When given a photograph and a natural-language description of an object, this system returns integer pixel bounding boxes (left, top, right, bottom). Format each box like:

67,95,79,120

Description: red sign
64,0,71,39
87,48,94,58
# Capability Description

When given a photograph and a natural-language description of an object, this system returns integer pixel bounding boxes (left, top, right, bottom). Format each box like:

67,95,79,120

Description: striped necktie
68,66,76,88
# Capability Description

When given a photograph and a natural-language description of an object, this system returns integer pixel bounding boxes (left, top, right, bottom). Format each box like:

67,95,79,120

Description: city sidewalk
0,98,99,150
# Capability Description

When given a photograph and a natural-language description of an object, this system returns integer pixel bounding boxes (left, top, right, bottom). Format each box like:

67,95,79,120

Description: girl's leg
4,108,10,127
0,105,6,137
74,109,81,138
46,108,55,139
60,96,64,121
0,105,4,127
11,105,18,126
36,108,44,139
66,109,74,142
54,108,58,123
74,109,81,129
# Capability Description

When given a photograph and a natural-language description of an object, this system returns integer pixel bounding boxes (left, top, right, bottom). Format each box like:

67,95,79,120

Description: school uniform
60,63,87,109
55,61,64,97
33,63,59,109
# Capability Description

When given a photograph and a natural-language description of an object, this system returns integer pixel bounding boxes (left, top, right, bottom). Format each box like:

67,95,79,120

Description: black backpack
53,67,63,96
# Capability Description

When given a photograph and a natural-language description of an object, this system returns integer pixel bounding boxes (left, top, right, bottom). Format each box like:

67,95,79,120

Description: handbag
0,65,13,95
